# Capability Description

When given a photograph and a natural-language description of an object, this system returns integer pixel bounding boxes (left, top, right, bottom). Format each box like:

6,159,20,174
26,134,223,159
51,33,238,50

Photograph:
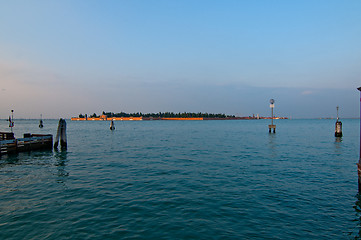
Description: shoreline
70,116,289,121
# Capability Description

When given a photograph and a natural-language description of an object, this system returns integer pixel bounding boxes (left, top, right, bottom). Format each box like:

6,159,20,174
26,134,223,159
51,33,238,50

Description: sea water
0,119,360,239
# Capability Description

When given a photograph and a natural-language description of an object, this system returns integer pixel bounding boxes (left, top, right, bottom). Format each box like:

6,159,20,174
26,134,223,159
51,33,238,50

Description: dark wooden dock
0,132,53,156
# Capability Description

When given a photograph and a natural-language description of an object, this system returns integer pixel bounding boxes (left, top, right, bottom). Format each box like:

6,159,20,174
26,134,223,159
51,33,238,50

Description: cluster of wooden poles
54,118,67,149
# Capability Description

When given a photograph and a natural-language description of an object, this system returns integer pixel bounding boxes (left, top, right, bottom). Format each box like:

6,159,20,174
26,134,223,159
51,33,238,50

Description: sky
0,0,360,119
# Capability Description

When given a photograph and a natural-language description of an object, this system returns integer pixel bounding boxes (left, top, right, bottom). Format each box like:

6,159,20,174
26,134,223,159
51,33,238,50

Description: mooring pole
54,119,61,149
357,87,361,194
60,119,67,149
54,118,67,150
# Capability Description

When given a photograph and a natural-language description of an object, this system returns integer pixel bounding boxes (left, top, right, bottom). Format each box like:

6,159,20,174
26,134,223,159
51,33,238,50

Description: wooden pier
0,132,53,156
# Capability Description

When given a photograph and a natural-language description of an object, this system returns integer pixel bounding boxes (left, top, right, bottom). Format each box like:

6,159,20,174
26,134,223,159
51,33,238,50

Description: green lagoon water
0,119,360,239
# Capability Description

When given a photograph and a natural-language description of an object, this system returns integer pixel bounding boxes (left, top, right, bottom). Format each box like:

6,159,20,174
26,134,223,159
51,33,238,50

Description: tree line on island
79,111,236,119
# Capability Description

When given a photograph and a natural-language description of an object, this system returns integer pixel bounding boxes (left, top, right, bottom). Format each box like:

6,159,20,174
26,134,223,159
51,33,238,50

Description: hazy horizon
1,1,360,119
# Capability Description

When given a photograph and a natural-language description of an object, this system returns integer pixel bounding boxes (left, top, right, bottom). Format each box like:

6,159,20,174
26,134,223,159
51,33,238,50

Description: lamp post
336,106,339,121
268,99,276,133
357,88,361,192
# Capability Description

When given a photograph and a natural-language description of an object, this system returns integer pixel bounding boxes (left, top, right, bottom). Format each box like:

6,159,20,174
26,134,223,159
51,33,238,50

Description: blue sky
0,0,360,118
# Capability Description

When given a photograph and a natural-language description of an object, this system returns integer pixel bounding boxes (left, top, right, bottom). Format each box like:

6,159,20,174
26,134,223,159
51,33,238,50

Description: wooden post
357,87,361,194
54,120,61,149
54,118,67,149
61,119,67,149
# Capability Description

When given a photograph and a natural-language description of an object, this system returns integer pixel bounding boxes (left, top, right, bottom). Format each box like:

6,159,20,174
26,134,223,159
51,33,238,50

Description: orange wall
161,118,203,120
71,117,204,121
71,117,87,121
71,117,143,121
110,117,143,121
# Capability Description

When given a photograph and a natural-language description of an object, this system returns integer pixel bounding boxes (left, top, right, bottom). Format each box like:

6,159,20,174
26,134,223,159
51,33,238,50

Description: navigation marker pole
335,106,342,137
268,99,276,133
110,120,115,130
9,110,14,133
39,114,44,128
357,87,361,194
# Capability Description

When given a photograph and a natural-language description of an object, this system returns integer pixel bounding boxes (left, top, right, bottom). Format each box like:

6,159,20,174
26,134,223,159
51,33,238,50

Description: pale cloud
301,90,313,95
0,60,64,86
0,59,91,119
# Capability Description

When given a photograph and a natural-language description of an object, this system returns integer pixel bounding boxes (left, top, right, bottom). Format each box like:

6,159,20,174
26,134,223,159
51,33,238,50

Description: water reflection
0,150,53,168
268,132,277,144
268,132,277,157
54,149,69,181
334,137,343,156
54,149,67,161
0,153,21,167
350,194,361,239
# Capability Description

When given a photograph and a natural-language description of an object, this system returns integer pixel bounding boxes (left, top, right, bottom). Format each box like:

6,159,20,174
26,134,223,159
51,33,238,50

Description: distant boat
39,114,44,128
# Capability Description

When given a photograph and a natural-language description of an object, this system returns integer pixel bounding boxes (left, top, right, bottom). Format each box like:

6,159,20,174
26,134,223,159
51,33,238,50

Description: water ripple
0,119,359,239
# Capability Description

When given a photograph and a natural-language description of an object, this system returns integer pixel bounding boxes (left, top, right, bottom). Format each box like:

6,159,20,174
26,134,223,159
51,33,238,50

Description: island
71,112,288,121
